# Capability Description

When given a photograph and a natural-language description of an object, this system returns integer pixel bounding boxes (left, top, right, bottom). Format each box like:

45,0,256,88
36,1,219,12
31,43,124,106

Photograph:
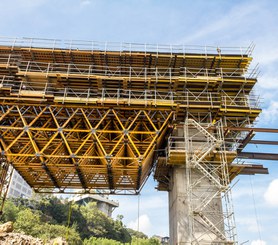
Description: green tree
2,196,140,244
111,217,131,242
80,202,112,237
80,202,131,243
84,237,123,245
127,228,148,239
14,208,42,237
0,199,20,223
131,237,161,245
39,223,82,245
14,207,82,244
149,237,161,245
35,196,68,225
68,203,90,239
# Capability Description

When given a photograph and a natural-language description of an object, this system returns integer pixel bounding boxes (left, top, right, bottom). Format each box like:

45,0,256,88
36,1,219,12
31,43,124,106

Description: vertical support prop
0,159,13,215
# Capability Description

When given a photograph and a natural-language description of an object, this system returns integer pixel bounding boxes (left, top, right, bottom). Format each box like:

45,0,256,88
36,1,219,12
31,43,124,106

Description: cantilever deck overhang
0,38,273,194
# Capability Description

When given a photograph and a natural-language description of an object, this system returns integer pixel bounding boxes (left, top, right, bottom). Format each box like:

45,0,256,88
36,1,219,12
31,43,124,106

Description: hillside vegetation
0,196,160,245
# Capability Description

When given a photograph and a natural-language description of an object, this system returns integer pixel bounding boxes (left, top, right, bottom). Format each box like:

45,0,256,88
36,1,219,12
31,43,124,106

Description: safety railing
221,94,261,109
15,61,259,79
221,130,254,152
0,37,254,56
166,123,219,162
0,77,261,108
0,75,15,88
166,136,186,157
0,54,21,67
166,125,251,155
47,88,221,107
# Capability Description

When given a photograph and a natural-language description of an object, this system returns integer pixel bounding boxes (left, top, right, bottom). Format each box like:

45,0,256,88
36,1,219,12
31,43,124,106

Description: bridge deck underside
0,105,172,193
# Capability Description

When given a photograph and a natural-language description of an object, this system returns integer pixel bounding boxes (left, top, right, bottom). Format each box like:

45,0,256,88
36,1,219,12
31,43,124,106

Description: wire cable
249,175,263,243
137,193,140,245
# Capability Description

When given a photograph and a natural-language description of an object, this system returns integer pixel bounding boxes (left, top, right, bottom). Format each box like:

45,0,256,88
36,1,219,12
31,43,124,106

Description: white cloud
127,214,152,236
80,0,91,6
179,2,261,44
260,101,278,125
255,47,278,66
233,185,264,200
140,195,168,210
112,189,169,237
251,240,267,245
237,217,262,233
114,193,168,217
258,75,278,90
264,179,278,206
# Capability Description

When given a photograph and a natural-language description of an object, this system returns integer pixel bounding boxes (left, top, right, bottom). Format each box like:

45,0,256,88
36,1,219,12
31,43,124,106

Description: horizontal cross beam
238,152,278,160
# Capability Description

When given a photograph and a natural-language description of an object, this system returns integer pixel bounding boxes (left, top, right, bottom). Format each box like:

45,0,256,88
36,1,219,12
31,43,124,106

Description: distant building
161,237,170,244
7,170,33,198
152,236,170,244
69,194,119,217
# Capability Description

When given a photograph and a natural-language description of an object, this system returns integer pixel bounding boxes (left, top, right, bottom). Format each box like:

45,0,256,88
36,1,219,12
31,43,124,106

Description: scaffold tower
0,37,277,244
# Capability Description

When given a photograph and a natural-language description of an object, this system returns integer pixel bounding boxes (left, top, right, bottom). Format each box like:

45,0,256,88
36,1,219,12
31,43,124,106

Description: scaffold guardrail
0,57,259,79
0,77,261,109
0,37,255,56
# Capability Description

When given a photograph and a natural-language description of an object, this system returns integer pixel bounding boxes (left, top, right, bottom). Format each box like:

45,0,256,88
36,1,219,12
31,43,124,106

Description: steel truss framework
0,104,172,194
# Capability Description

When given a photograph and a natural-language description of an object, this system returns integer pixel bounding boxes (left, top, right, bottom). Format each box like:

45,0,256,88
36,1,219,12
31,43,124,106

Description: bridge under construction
0,38,277,244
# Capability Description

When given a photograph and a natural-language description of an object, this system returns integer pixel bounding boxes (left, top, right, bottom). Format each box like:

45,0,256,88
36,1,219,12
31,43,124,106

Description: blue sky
1,0,278,244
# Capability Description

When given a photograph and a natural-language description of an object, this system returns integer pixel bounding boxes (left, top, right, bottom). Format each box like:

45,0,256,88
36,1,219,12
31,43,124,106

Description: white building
70,194,119,217
7,170,33,198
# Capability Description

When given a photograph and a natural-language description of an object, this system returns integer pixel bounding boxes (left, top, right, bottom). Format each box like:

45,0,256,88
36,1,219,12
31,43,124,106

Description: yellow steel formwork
0,38,264,194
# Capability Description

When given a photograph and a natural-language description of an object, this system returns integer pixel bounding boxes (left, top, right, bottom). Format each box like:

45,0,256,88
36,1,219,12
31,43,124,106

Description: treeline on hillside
0,196,160,245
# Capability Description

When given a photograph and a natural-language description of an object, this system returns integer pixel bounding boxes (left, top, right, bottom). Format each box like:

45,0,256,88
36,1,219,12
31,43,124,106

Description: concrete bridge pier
168,166,226,245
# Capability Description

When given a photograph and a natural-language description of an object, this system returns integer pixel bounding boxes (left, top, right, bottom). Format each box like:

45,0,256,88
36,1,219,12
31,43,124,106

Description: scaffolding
167,119,237,243
0,37,255,56
0,37,277,243
0,38,269,192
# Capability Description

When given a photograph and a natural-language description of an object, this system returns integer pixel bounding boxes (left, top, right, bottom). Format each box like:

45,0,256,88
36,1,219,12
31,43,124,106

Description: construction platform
0,38,272,195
